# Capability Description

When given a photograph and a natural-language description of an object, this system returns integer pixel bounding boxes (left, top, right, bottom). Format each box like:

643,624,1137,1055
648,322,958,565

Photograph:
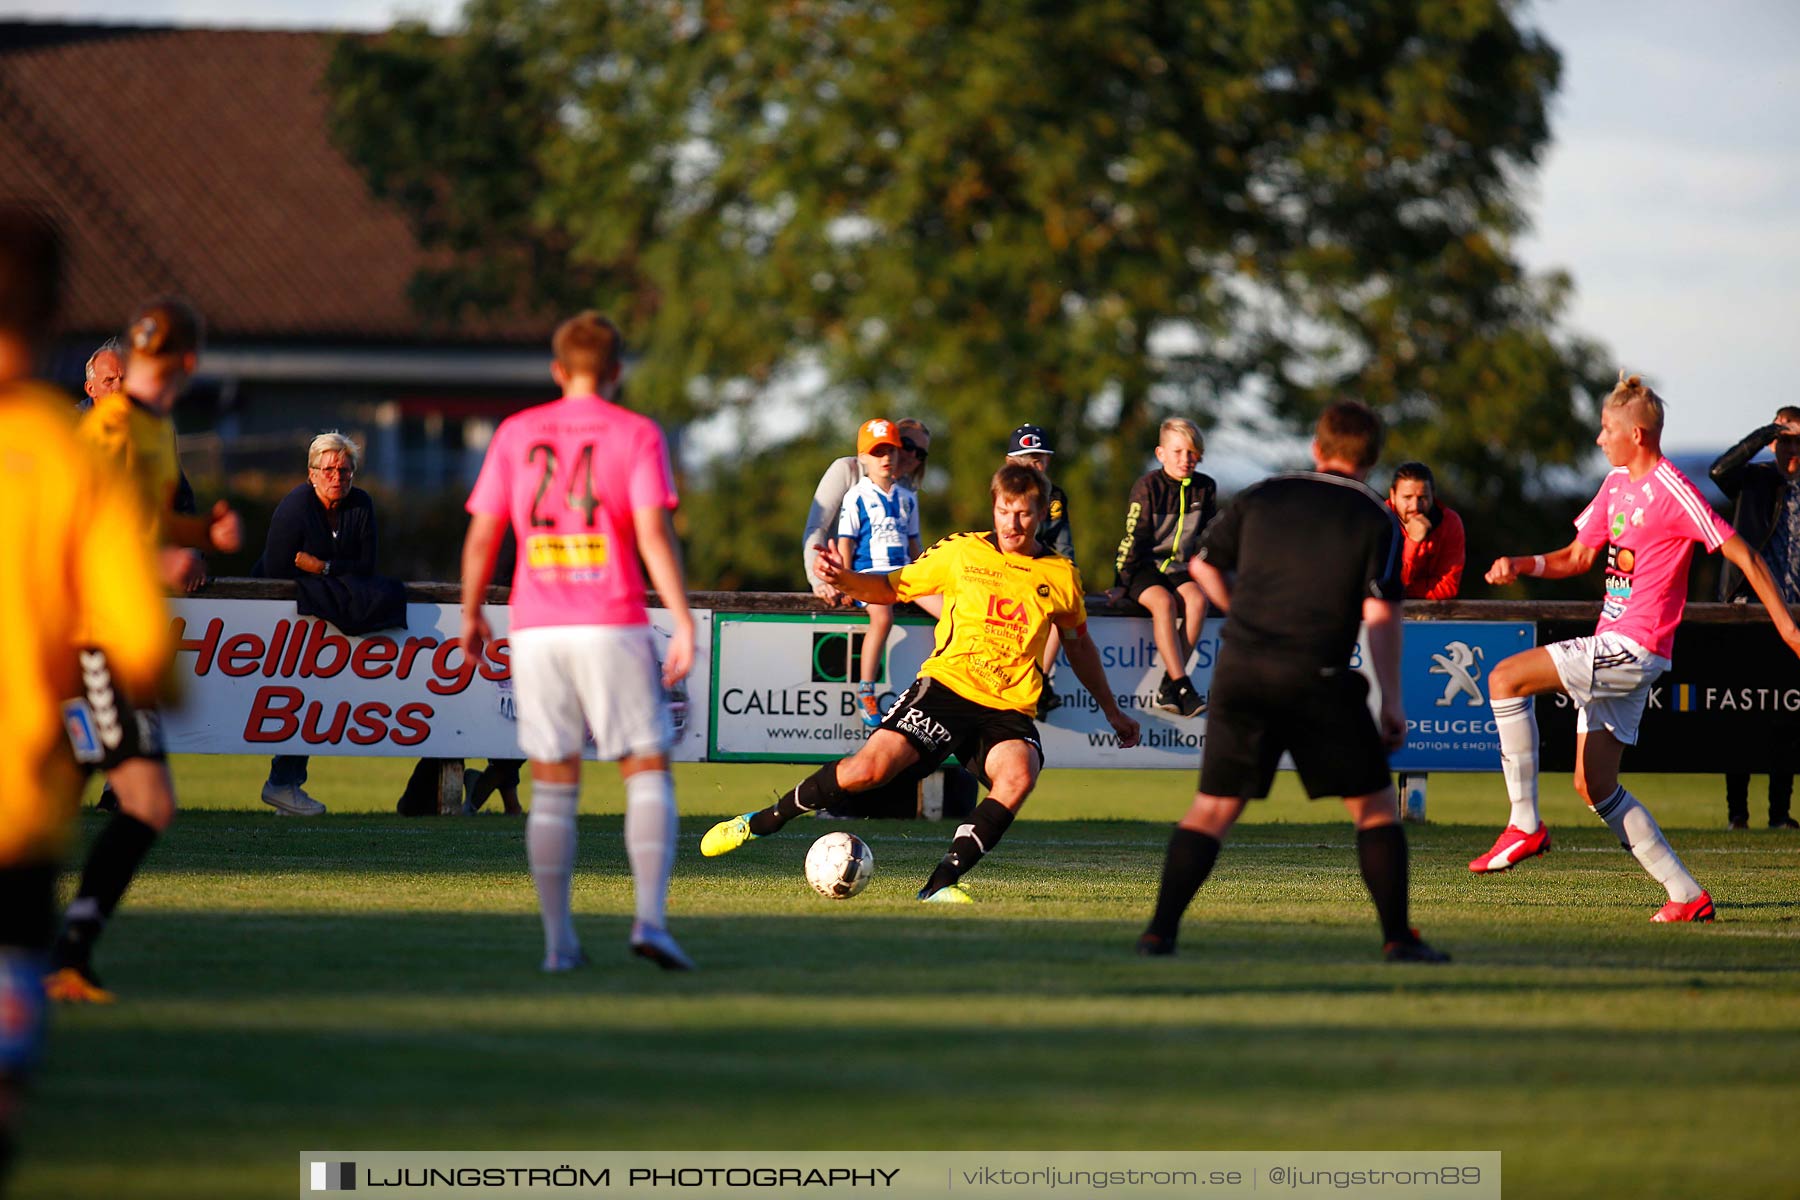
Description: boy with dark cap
1007,424,1074,716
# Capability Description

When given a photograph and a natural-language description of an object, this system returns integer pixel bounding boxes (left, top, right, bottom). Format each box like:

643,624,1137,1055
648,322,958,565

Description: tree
328,0,1610,588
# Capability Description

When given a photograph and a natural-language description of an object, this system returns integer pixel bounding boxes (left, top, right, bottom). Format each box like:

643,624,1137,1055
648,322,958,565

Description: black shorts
1198,649,1390,800
63,647,166,772
877,676,1043,788
1122,568,1189,604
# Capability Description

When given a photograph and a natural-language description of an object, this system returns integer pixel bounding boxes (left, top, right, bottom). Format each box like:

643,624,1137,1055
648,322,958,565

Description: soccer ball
804,831,874,899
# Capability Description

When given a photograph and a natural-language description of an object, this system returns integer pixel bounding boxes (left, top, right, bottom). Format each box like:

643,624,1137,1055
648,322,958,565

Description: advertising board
711,613,1533,772
159,599,711,761
1537,618,1800,773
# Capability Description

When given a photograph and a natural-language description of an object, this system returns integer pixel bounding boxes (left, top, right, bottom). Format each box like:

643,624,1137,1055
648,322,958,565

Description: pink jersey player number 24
466,394,677,632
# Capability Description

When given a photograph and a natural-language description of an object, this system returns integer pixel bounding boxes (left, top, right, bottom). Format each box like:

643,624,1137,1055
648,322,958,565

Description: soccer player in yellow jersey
45,297,243,1004
0,207,173,1180
702,464,1140,901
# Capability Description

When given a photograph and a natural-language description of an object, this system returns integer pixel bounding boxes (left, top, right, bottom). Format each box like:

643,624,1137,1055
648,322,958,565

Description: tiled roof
0,22,551,344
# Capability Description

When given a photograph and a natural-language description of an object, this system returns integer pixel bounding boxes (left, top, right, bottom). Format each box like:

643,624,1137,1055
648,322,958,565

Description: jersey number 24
527,442,604,529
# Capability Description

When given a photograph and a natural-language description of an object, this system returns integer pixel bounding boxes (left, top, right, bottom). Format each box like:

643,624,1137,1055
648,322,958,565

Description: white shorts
508,625,672,762
1545,632,1668,745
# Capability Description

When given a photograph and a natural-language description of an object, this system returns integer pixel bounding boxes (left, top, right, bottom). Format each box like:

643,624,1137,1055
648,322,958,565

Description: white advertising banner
709,612,1246,769
159,599,711,761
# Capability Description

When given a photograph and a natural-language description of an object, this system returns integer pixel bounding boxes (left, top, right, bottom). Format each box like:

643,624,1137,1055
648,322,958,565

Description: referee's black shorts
1198,648,1391,800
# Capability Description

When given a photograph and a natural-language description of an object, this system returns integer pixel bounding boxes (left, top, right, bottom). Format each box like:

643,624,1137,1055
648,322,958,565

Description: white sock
526,781,581,960
624,770,678,930
1591,785,1702,903
1492,696,1540,832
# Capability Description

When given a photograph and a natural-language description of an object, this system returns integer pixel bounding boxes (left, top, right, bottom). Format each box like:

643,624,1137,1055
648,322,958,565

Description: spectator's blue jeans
268,755,309,787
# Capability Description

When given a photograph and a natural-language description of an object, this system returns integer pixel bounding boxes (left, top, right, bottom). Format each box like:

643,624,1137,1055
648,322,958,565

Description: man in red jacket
1387,462,1465,599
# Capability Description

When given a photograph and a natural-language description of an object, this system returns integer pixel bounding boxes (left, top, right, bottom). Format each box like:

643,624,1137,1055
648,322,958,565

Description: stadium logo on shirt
1429,640,1485,707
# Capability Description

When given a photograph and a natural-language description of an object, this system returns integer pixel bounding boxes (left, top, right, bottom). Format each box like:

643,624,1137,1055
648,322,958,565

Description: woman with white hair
257,431,378,814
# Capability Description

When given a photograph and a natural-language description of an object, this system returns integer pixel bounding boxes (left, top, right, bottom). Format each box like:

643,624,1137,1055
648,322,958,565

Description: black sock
76,812,160,920
750,763,845,836
1356,822,1411,944
1145,827,1221,942
55,813,158,969
921,799,1016,894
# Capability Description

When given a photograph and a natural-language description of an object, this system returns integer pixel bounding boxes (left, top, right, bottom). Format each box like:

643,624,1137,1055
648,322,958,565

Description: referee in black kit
1137,400,1449,963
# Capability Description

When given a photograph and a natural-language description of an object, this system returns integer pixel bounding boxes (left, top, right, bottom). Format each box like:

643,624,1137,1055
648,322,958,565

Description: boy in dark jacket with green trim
1111,418,1217,716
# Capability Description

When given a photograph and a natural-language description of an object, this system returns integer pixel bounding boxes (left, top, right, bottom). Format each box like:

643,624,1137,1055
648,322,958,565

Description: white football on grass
805,831,874,899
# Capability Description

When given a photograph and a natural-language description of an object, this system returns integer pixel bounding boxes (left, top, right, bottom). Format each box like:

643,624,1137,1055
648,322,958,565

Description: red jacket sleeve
1413,507,1466,599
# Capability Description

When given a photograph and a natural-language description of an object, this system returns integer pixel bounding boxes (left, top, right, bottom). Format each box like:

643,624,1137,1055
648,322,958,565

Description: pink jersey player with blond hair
460,311,697,972
1471,373,1800,921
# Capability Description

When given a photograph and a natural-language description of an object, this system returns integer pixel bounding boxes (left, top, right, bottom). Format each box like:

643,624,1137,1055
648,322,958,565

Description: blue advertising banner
1390,621,1535,772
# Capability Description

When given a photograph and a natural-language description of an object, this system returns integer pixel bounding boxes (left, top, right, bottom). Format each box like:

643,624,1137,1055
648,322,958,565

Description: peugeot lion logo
1429,640,1485,707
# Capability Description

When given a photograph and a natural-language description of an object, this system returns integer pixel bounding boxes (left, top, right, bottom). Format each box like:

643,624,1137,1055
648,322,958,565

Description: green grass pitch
15,757,1800,1198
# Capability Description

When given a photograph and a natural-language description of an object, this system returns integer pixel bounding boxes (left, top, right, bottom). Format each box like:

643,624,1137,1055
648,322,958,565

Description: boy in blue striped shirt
838,418,922,727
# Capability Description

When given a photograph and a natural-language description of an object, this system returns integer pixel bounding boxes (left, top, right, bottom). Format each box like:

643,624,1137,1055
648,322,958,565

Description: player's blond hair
1158,417,1204,456
552,310,622,379
991,462,1049,513
1605,371,1665,433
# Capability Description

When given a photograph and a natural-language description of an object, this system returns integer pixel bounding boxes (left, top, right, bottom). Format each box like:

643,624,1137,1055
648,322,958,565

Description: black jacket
1038,482,1074,561
1114,469,1218,586
1710,424,1789,601
295,574,408,635
261,484,378,580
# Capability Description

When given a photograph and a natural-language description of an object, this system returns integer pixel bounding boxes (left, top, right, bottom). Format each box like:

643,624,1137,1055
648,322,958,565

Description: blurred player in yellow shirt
43,296,242,1004
0,206,174,1181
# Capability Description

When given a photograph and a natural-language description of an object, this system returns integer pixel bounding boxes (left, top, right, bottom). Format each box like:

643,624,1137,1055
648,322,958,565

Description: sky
6,0,1799,455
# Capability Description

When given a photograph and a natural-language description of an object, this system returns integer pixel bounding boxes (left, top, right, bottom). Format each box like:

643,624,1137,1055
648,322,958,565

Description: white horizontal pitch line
176,827,1800,856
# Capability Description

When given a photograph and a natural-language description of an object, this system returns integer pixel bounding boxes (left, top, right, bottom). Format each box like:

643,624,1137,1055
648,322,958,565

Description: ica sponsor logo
985,595,1030,628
